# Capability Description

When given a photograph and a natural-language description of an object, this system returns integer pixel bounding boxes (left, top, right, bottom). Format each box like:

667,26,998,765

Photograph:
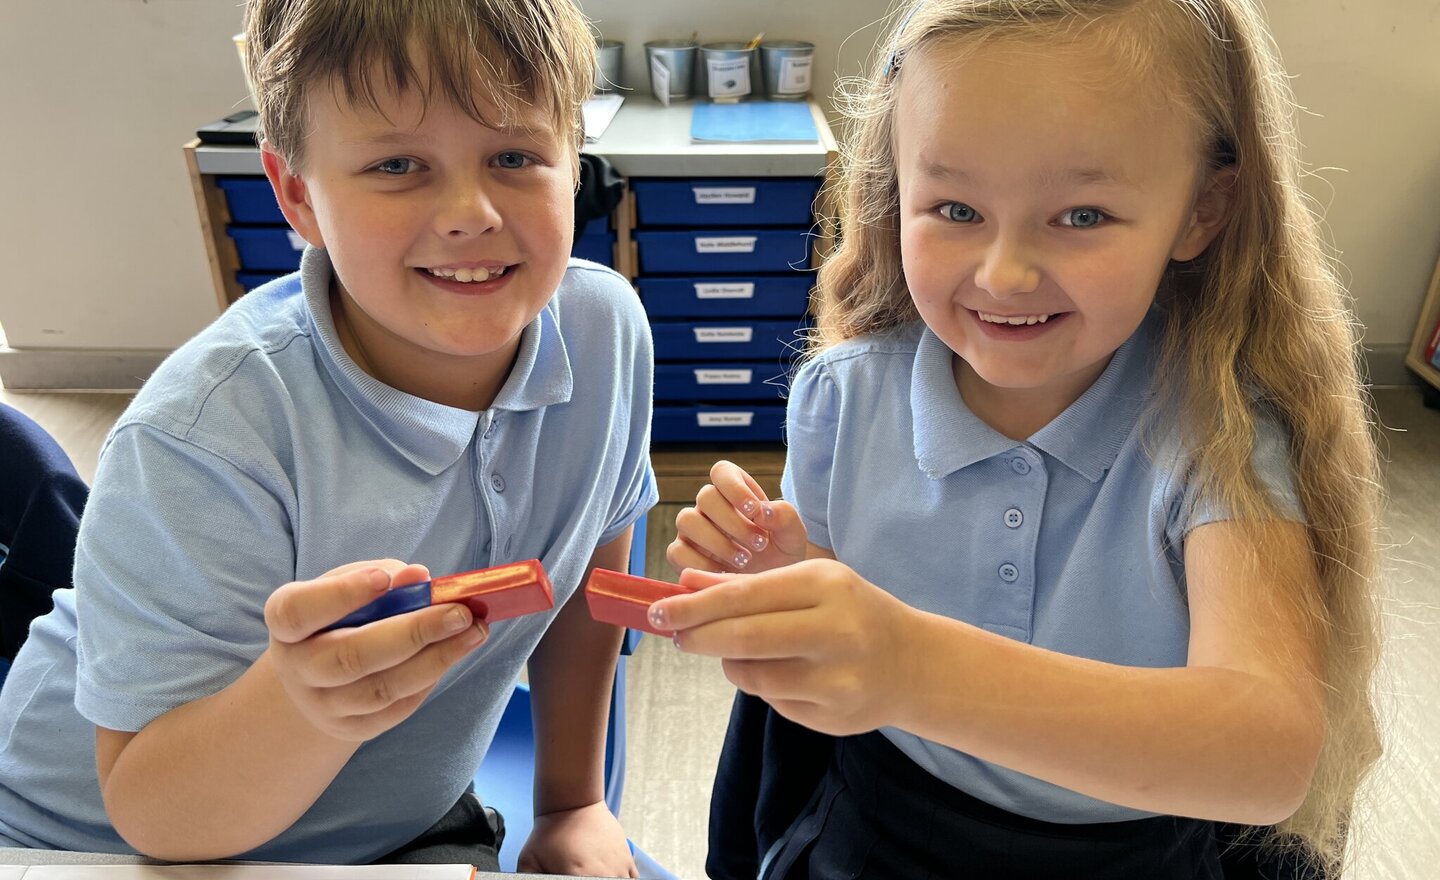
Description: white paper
694,282,756,299
779,56,813,93
694,236,757,254
706,57,751,99
692,187,756,205
695,369,753,385
694,327,754,343
649,55,671,107
582,93,623,143
697,412,755,427
286,230,306,251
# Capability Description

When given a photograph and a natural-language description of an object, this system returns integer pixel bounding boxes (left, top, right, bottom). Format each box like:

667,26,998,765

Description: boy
0,1,653,875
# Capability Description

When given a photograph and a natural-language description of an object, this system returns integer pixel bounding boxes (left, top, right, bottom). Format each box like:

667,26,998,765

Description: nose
973,230,1041,299
435,175,502,239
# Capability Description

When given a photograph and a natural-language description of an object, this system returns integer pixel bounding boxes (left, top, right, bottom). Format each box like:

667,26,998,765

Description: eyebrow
341,123,548,148
920,159,1134,189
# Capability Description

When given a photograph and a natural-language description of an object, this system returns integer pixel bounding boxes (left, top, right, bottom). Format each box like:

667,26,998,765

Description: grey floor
2,384,1437,879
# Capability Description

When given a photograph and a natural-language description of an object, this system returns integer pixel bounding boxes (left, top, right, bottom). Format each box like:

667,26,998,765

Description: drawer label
695,236,757,254
287,230,307,251
694,327,754,343
693,187,757,205
695,282,755,299
695,369,754,385
697,412,755,427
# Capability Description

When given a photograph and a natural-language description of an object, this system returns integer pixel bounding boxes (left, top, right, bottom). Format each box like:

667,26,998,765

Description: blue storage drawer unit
635,229,812,274
654,363,786,401
633,179,820,227
237,272,286,291
653,404,786,443
229,225,306,271
652,319,805,362
572,232,616,267
640,274,812,318
218,177,286,224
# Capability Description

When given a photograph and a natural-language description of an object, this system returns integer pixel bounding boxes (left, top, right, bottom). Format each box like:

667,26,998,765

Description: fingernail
740,499,758,517
447,607,471,633
367,569,390,591
648,604,668,629
762,503,774,521
461,623,487,648
672,632,684,649
733,549,751,569
750,532,769,552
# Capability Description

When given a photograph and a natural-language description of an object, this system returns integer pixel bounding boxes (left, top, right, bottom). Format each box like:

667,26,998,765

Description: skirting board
0,346,168,392
0,342,1424,392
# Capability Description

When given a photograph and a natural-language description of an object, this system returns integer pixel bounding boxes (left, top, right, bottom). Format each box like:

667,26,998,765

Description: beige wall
1,1,1437,380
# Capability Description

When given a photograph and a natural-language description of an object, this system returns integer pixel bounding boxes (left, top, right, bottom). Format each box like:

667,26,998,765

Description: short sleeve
73,423,296,732
1171,409,1305,541
780,358,841,550
599,297,659,546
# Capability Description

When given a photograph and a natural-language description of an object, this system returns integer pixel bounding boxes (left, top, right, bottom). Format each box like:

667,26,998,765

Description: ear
260,140,325,249
1171,166,1236,262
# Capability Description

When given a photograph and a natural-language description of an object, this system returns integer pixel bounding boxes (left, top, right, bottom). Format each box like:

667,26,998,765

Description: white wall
2,1,1437,379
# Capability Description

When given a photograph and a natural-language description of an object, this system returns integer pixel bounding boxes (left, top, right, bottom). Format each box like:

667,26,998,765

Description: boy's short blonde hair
243,0,596,170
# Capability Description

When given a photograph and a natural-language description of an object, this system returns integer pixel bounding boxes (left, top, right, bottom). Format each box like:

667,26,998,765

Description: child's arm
652,519,1325,827
518,529,638,879
95,559,489,861
667,460,813,575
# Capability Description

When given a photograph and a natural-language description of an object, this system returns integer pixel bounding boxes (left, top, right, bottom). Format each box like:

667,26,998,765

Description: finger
318,624,488,713
694,484,772,560
762,501,811,560
331,689,430,742
708,461,777,528
667,535,738,575
674,608,824,660
674,505,756,570
653,572,819,637
296,603,487,687
678,568,739,590
266,567,393,644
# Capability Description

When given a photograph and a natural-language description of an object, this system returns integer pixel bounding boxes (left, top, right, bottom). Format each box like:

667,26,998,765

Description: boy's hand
652,560,918,737
667,460,808,575
517,801,638,878
264,560,489,742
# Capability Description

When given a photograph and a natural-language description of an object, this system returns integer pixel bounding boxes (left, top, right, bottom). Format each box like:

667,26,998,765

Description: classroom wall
1,0,1437,387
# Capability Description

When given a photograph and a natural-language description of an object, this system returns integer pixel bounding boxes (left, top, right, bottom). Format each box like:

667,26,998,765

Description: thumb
765,501,810,558
679,568,741,590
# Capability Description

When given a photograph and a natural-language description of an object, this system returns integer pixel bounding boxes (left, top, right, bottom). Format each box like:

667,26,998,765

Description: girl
658,1,1382,878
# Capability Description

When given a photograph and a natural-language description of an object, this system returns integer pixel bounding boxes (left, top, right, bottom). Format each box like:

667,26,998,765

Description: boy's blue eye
495,152,531,169
1059,207,1106,228
374,158,419,175
941,202,980,223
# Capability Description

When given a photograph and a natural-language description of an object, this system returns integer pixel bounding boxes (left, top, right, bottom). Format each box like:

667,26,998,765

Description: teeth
425,266,507,282
978,311,1051,325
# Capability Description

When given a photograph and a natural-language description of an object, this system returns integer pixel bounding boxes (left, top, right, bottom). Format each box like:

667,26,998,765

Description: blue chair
474,512,677,878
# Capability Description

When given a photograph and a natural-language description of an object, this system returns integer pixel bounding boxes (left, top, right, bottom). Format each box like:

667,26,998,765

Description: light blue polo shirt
780,311,1300,824
0,248,656,861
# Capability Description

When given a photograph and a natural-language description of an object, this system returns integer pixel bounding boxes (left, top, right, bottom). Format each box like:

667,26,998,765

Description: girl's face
894,36,1229,432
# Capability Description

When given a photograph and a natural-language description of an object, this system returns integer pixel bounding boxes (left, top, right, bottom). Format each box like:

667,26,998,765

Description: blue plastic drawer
579,215,611,236
572,232,616,266
651,319,804,361
218,177,285,224
653,404,785,442
635,229,812,274
655,363,785,401
228,226,306,271
632,179,820,227
237,271,285,291
639,274,812,318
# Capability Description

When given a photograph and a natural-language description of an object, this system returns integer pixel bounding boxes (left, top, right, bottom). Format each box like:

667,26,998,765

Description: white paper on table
582,93,624,143
649,56,671,107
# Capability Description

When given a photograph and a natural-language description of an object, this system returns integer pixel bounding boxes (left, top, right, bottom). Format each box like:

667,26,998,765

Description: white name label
779,57,814,93
695,369,754,385
707,56,751,99
695,236,757,254
649,56,671,108
286,230,306,251
698,412,755,427
694,327,754,343
695,282,755,299
693,187,757,205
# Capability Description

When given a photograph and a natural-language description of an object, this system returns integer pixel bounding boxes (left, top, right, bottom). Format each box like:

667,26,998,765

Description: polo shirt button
491,473,506,492
1003,508,1023,528
998,563,1019,583
1009,457,1031,475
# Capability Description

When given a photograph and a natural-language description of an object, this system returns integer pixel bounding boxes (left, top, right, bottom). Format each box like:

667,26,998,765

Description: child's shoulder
549,258,647,327
798,321,927,384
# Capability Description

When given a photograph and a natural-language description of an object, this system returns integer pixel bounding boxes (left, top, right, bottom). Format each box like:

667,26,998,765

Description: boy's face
893,36,1229,429
264,69,576,404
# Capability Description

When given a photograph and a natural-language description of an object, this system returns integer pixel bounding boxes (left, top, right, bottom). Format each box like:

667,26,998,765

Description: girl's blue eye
495,152,531,169
1060,207,1106,228
942,202,980,223
374,157,418,175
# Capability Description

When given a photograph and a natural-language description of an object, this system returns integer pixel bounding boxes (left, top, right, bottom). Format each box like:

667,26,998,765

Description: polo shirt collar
911,313,1156,483
300,247,573,475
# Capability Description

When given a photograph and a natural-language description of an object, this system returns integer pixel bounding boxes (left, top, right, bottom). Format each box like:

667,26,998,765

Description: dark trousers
767,732,1222,880
373,789,505,869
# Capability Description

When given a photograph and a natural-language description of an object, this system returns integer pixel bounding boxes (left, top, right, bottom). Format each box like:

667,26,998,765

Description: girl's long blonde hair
815,0,1382,869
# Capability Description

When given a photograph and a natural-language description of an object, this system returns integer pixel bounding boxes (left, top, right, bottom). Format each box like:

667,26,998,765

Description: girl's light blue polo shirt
780,312,1300,824
0,248,657,860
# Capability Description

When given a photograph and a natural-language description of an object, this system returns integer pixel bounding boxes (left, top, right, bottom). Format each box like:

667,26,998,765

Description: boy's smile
262,69,576,411
893,36,1230,438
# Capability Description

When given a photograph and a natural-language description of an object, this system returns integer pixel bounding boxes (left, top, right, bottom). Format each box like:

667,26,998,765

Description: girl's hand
517,801,638,878
652,559,918,736
667,460,809,575
264,560,489,742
